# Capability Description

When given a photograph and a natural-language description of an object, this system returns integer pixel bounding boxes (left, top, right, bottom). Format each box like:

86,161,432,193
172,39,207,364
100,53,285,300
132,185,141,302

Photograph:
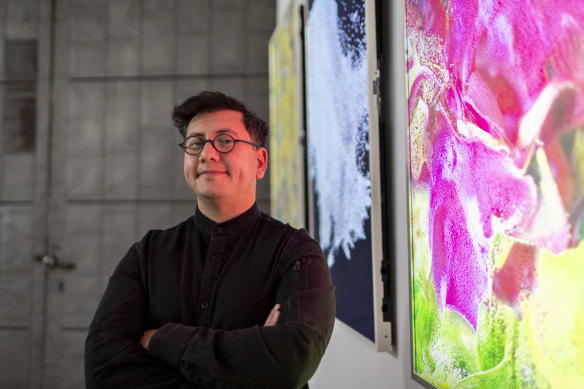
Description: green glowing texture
452,352,512,389
476,299,515,372
412,276,439,376
430,309,479,387
523,241,584,388
411,189,439,378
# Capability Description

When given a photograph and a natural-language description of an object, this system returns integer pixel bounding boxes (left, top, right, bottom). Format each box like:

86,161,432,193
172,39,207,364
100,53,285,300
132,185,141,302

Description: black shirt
85,204,335,388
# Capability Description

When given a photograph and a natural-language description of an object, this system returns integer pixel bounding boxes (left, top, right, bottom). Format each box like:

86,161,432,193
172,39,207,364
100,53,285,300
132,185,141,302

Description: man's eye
217,138,233,146
188,139,203,147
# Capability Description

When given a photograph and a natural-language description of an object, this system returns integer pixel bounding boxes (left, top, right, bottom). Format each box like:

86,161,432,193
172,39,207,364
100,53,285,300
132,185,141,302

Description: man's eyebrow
189,128,235,137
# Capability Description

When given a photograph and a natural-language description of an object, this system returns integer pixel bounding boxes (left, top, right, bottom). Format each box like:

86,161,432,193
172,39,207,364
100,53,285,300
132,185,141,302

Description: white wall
274,0,425,387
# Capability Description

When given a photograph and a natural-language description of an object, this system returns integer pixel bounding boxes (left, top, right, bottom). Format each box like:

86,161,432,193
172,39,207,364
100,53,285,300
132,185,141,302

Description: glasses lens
185,137,204,154
214,134,235,153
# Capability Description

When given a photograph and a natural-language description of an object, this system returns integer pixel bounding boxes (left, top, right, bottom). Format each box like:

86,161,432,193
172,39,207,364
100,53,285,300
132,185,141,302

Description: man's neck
197,198,255,224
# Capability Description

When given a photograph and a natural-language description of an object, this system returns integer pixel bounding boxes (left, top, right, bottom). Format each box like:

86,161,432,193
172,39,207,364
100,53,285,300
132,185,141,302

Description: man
84,91,335,388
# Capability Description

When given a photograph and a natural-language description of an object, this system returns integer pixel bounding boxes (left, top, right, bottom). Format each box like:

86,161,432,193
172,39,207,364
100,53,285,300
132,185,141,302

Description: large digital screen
305,0,375,342
406,0,584,387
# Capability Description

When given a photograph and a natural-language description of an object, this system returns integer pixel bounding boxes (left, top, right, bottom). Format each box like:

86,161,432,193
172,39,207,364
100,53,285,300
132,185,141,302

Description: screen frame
302,0,393,352
365,0,393,352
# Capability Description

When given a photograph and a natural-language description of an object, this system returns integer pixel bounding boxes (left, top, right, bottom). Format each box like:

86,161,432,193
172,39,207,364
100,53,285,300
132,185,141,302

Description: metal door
0,0,54,387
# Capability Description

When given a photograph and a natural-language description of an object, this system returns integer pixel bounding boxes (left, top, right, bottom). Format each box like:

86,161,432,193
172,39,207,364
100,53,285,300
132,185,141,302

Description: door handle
34,254,76,270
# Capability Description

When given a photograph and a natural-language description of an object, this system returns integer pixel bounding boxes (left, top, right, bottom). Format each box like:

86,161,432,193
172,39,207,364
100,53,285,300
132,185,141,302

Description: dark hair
172,91,268,147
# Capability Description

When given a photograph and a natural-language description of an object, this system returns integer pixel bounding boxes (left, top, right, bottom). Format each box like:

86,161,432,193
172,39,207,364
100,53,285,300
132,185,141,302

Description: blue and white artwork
305,0,374,341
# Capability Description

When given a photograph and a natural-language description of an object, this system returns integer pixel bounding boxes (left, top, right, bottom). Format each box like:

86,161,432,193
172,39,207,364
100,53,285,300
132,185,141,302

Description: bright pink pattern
428,125,537,327
493,241,538,311
407,0,584,328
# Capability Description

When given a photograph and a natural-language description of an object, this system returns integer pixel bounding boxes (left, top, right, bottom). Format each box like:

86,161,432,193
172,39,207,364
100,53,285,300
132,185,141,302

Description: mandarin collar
194,203,261,238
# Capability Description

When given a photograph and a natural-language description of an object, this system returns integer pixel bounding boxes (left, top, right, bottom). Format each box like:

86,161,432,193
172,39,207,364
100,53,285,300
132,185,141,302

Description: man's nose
199,139,219,160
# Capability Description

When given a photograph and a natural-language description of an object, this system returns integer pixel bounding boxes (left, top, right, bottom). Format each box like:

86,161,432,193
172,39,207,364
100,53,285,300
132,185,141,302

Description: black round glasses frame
178,133,260,156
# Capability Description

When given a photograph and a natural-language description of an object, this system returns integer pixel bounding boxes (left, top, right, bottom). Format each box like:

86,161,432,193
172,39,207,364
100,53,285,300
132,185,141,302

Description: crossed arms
85,247,335,389
139,304,281,349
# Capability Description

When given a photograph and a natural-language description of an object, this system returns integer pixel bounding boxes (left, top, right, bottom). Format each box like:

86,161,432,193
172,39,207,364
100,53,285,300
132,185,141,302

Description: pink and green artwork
406,0,584,387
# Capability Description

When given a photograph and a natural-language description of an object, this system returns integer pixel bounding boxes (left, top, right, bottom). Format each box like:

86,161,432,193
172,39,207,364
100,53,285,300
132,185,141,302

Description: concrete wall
0,1,277,387
274,0,426,387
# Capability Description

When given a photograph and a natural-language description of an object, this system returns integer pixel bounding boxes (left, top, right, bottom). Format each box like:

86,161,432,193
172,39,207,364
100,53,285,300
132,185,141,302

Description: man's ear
255,147,268,179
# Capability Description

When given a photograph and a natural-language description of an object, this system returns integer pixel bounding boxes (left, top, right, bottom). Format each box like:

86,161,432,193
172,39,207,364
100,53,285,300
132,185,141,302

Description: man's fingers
140,329,158,350
264,304,281,326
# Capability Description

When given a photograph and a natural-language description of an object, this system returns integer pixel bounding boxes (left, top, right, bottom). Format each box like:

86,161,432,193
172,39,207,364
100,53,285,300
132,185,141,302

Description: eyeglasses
178,133,260,156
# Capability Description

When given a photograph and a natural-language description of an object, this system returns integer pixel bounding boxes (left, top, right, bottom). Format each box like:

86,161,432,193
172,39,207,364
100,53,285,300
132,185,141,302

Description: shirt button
201,302,209,310
210,256,217,262
215,227,222,232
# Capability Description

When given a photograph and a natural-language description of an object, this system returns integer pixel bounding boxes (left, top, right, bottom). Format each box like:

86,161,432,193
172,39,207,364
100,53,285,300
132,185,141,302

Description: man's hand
140,329,158,350
263,304,280,327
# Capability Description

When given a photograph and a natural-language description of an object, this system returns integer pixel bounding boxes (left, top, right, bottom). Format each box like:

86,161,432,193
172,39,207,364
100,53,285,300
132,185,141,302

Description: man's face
183,110,267,209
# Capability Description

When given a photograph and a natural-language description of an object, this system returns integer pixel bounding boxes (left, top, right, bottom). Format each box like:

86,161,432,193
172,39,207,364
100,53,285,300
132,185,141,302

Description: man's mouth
197,170,227,177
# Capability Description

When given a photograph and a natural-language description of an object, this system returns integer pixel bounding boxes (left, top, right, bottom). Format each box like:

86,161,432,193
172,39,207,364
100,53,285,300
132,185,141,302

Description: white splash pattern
306,0,371,267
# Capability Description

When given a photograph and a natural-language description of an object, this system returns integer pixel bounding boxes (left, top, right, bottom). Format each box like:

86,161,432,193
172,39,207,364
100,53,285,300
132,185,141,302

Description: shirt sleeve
84,243,189,389
147,252,336,389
